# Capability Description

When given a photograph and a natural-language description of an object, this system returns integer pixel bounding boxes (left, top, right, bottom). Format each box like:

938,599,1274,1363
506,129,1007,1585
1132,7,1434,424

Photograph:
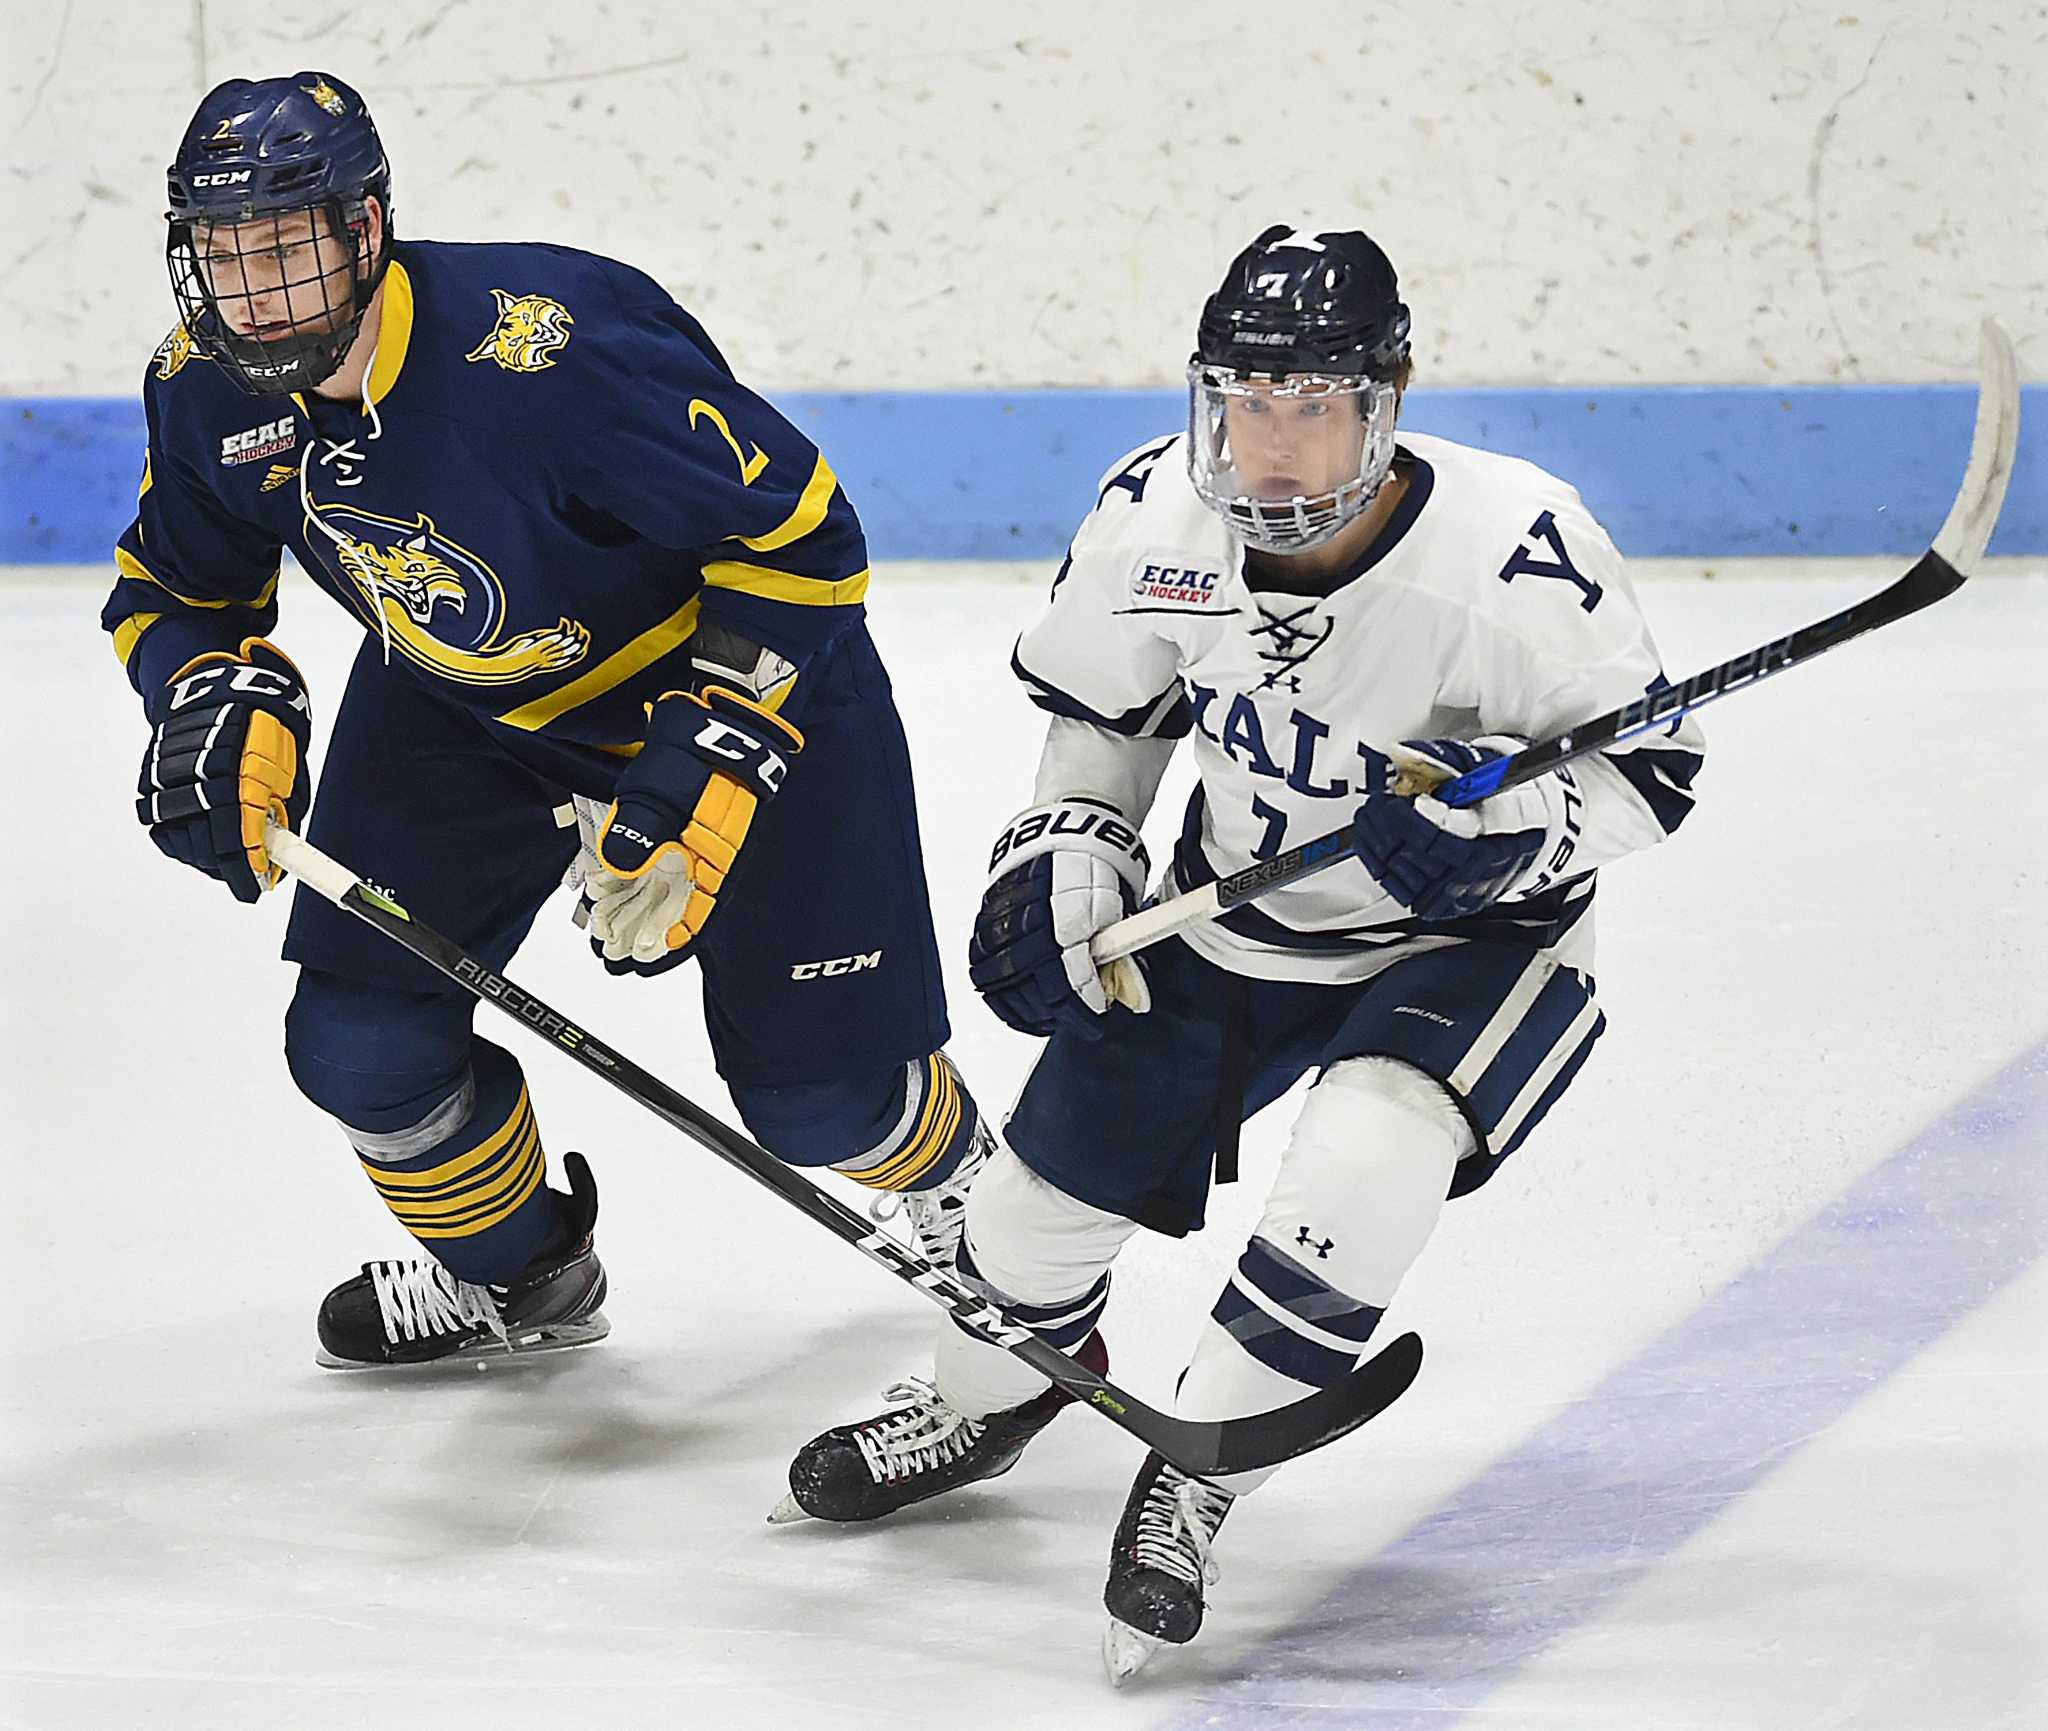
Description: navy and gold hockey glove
136,637,312,903
584,685,804,976
1351,736,1573,920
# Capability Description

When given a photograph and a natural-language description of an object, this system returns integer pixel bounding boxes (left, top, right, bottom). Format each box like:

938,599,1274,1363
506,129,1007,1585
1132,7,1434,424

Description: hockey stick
1092,317,2021,968
265,820,1422,1477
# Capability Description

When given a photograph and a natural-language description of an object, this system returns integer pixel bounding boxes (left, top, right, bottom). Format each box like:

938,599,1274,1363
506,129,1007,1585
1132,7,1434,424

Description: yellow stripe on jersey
362,261,415,412
736,452,841,553
115,545,281,613
494,596,702,733
139,455,153,501
112,612,163,667
700,560,870,608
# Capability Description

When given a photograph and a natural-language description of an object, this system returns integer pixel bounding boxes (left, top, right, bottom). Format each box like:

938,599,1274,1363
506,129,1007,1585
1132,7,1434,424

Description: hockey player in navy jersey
106,72,994,1368
773,225,1707,1681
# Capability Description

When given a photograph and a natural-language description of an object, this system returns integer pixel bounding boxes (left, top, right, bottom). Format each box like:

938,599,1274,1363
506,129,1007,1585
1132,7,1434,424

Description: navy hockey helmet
1195,224,1412,381
1187,225,1413,553
165,73,393,395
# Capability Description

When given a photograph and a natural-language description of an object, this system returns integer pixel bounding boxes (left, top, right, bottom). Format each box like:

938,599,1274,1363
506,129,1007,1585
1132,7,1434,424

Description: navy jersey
102,238,868,790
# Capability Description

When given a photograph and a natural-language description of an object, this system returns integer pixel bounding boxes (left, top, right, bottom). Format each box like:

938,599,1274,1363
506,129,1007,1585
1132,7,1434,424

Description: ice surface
3,560,2043,1728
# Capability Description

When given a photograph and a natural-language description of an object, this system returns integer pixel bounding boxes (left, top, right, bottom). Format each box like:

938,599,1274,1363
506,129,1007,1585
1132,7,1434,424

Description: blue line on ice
1167,1038,2048,1729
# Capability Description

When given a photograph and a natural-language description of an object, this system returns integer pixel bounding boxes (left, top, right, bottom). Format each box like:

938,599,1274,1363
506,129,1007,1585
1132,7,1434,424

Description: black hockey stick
267,821,1422,1477
1092,318,2020,966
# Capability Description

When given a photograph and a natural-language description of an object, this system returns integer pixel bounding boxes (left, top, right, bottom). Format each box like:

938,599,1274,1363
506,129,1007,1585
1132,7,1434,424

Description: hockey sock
933,1144,1139,1419
347,1037,558,1285
830,1051,980,1195
1175,1055,1470,1493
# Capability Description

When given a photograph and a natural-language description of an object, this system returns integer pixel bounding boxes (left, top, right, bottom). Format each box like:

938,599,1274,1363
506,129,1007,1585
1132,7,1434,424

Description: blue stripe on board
1163,1038,2048,1730
4,386,2042,565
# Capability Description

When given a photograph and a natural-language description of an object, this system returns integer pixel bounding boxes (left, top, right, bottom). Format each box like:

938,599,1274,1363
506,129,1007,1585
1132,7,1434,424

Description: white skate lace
852,1379,986,1485
1133,1467,1234,1589
864,1122,990,1266
369,1259,508,1347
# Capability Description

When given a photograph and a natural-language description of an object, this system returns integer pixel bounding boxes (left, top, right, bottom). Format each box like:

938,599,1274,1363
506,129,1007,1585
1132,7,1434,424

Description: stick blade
1183,1329,1424,1478
1931,317,2021,574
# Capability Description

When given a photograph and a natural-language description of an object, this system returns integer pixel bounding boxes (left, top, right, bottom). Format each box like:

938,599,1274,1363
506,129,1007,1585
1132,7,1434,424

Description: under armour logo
1296,1226,1334,1259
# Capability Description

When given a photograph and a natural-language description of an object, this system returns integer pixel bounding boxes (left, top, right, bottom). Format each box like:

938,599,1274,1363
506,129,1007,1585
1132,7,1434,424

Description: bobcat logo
302,79,347,116
316,505,590,687
153,324,199,380
464,289,575,373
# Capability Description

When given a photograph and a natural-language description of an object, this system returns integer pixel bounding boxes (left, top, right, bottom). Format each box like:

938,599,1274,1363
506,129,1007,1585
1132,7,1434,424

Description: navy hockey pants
1006,935,1606,1236
281,624,953,1174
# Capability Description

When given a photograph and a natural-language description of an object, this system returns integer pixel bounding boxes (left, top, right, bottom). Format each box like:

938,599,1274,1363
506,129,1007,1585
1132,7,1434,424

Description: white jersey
1013,430,1706,984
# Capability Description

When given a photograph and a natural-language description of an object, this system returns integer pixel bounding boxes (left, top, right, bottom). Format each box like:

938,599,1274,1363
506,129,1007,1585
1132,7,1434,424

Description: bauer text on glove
968,796,1152,1039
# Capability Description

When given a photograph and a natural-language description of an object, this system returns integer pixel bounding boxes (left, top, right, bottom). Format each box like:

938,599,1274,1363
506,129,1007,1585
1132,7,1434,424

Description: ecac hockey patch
220,416,297,465
1129,554,1226,608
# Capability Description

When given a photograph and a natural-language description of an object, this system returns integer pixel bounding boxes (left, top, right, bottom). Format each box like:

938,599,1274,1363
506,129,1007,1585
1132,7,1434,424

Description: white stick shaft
1089,883,1221,967
263,819,359,906
1931,318,2021,574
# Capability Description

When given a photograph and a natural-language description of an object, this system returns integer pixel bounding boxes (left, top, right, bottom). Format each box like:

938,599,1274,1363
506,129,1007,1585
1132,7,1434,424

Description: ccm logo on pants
790,951,883,981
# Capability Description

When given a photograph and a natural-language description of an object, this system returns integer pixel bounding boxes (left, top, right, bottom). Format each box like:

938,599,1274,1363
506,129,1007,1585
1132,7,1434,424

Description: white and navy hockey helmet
1188,225,1413,553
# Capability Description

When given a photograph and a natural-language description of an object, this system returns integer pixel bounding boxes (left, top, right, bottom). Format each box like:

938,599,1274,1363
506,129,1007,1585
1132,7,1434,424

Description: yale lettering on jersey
1187,682,1394,800
221,417,298,465
465,289,575,373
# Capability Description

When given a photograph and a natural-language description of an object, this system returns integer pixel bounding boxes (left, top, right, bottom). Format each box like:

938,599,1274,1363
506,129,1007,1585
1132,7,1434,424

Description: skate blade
764,1491,814,1525
314,1312,611,1371
1102,1617,1166,1687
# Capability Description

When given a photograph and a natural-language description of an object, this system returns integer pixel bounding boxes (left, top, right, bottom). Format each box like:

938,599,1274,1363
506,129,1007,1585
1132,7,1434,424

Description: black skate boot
1101,1451,1238,1685
315,1151,609,1368
768,1329,1109,1524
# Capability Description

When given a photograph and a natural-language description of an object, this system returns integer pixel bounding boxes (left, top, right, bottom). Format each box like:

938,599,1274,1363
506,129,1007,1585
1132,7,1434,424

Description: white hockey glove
967,797,1152,1040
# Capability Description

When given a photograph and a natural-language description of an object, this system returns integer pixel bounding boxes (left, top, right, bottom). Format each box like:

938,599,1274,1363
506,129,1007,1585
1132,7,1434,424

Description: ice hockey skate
1101,1450,1238,1685
768,1330,1107,1524
867,1116,993,1271
315,1152,610,1368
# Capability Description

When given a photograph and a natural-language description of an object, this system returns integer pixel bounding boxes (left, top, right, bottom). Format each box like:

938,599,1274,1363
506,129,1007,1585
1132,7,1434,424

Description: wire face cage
1186,365,1400,552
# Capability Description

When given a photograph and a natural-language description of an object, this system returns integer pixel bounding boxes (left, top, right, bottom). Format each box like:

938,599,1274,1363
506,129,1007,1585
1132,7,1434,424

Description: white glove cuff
988,797,1153,1018
1479,758,1579,900
984,796,1149,897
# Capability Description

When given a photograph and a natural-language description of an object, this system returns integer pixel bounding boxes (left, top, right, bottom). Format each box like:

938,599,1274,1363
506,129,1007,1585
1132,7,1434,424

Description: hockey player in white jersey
770,225,1707,1680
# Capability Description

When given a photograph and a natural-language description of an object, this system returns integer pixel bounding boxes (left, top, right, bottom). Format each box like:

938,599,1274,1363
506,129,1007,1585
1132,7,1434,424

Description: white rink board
1,560,2044,1728
6,0,2044,393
